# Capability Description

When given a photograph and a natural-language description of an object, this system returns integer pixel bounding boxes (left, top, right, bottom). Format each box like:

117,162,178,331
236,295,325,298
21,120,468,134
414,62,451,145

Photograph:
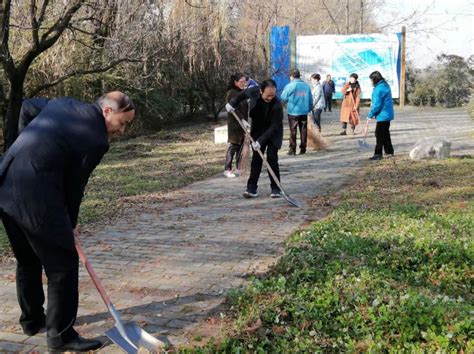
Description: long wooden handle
363,119,370,139
348,92,361,122
230,111,286,194
74,237,112,307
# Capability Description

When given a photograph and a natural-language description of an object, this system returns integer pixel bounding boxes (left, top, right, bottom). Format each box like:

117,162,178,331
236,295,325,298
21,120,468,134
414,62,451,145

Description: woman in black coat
224,73,248,178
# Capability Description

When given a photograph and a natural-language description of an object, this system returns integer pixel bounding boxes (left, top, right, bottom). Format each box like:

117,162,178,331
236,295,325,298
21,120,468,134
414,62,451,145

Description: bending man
0,92,134,351
226,79,284,198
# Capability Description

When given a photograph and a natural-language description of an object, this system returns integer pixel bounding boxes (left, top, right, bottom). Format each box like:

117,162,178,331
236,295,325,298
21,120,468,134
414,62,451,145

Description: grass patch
0,123,226,255
187,158,473,352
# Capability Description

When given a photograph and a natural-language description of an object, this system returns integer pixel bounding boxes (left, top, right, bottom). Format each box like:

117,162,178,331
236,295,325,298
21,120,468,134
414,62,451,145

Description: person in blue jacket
0,92,135,351
367,71,394,160
280,69,313,155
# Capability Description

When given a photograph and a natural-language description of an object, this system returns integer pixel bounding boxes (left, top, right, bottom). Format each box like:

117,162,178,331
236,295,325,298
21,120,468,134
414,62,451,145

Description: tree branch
37,0,49,26
28,57,139,97
30,0,39,47
0,0,16,77
321,0,342,34
18,0,85,74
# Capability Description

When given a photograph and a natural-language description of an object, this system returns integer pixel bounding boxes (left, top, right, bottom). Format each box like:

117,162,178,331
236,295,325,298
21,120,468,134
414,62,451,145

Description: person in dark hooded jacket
226,79,283,198
224,73,249,177
0,92,134,352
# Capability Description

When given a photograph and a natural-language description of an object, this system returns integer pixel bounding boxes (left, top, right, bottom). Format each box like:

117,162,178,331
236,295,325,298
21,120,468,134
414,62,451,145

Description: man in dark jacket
0,91,134,351
322,74,336,112
226,79,283,198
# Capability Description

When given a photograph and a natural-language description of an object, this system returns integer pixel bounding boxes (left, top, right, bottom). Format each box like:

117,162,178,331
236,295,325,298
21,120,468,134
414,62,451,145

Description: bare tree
0,0,86,149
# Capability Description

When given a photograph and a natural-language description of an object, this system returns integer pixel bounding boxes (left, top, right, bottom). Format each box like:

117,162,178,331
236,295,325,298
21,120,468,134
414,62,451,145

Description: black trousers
1,213,79,348
247,142,280,193
324,94,333,111
224,143,242,171
312,109,322,130
374,121,394,155
288,115,307,151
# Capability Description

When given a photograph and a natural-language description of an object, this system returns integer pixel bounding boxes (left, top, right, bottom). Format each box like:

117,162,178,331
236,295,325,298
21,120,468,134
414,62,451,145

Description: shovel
74,237,164,353
358,118,372,149
230,110,302,208
347,92,371,149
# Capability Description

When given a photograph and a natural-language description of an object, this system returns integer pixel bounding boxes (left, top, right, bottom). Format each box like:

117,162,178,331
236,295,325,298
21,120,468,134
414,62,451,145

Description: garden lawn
186,157,473,353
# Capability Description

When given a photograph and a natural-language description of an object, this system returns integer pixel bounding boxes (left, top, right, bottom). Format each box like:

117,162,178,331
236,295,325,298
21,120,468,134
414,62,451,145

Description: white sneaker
233,169,241,176
224,170,236,178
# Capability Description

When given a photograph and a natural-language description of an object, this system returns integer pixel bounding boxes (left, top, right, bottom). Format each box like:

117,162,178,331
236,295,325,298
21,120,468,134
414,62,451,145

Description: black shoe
329,110,332,112
270,190,282,198
287,149,296,156
49,336,102,352
324,109,326,112
339,130,347,136
22,317,46,336
369,155,383,161
299,149,306,155
243,191,258,198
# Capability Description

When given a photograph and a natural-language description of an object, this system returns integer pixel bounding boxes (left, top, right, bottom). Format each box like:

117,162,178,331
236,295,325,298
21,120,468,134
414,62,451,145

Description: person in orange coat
339,73,361,135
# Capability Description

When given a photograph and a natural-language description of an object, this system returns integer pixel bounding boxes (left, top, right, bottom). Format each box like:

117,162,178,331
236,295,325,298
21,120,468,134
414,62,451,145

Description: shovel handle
363,118,370,138
230,110,286,195
74,237,112,307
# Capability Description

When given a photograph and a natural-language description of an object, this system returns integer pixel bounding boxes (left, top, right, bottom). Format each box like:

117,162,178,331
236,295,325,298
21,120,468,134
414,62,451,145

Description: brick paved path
0,107,473,352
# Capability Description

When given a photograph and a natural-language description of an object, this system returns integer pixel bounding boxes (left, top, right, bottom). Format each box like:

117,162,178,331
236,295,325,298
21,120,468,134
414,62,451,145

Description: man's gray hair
97,91,135,113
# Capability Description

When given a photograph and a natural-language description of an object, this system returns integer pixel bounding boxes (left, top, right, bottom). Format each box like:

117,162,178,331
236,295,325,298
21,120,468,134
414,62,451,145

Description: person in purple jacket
322,74,336,112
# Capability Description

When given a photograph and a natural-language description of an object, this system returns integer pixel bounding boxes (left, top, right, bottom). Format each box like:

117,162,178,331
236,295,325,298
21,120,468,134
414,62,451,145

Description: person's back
1,98,108,235
281,79,313,116
370,81,394,122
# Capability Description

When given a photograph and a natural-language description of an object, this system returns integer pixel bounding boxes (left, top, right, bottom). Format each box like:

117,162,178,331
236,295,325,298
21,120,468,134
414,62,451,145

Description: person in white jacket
310,73,325,132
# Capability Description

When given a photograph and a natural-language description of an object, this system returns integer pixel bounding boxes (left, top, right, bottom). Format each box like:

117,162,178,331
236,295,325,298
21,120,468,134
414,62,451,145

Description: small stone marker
214,125,228,144
409,138,452,160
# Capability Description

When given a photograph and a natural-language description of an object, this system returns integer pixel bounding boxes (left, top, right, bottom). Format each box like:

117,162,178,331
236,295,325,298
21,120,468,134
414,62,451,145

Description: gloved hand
225,103,235,113
346,87,352,92
242,120,251,130
251,141,261,151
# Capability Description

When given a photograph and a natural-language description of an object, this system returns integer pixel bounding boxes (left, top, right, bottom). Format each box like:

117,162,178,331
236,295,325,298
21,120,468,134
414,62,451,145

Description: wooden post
400,26,406,107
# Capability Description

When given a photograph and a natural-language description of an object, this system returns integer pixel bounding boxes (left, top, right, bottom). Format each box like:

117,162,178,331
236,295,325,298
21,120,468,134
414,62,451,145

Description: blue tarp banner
270,26,291,97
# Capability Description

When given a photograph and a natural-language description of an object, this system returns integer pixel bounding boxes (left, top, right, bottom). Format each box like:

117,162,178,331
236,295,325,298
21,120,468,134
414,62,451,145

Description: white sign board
296,33,401,99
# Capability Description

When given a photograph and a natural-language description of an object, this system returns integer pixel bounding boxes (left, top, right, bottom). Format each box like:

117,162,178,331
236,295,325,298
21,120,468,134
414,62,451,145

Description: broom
307,113,328,150
237,134,251,176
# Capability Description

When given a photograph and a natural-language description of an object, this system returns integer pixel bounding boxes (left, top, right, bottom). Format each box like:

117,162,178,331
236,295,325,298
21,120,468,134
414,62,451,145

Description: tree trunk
3,75,25,150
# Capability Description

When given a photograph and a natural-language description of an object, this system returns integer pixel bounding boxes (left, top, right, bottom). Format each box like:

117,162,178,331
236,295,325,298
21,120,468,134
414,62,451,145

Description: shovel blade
357,139,371,149
282,193,303,208
106,321,165,353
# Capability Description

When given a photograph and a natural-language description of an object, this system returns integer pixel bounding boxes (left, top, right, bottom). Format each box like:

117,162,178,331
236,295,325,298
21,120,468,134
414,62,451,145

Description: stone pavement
0,107,473,352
